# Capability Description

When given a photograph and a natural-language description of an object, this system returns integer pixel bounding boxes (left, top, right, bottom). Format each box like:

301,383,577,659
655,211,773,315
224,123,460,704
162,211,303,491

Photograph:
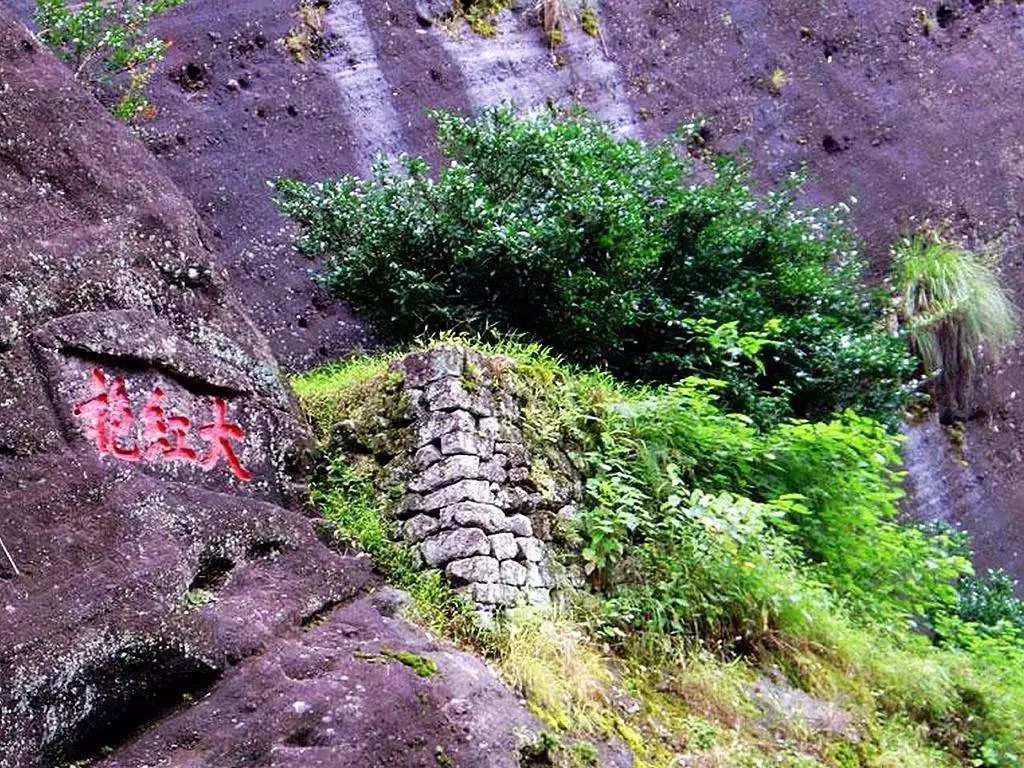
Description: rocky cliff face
85,0,1022,590
0,11,536,767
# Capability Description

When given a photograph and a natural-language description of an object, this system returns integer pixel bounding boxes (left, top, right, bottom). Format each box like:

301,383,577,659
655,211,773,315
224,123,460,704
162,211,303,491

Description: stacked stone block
392,347,556,615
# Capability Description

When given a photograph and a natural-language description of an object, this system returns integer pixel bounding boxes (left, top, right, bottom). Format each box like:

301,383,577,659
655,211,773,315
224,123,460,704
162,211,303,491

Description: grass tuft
894,233,1016,418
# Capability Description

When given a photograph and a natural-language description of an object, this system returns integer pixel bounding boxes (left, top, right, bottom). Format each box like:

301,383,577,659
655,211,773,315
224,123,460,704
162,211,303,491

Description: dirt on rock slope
0,10,537,767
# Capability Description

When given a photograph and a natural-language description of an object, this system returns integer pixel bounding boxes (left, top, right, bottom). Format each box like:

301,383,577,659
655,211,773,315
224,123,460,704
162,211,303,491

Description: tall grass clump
894,234,1016,420
276,106,916,427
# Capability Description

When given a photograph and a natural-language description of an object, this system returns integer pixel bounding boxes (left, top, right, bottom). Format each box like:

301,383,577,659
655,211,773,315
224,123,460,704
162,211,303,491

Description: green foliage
579,380,967,629
380,647,439,677
296,341,1024,765
580,4,599,37
894,234,1016,419
954,569,1024,634
34,0,185,120
275,107,915,426
185,587,216,607
456,0,512,36
568,374,1020,765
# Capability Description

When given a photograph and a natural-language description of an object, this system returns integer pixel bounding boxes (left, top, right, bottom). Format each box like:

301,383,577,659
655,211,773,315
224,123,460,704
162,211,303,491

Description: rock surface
0,13,536,767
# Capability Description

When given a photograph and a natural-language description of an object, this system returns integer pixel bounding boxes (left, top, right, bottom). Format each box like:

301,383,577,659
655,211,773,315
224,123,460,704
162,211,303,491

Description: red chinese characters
73,368,252,481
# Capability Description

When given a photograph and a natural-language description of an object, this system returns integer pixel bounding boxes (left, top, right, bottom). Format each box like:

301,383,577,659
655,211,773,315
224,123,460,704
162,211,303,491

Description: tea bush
275,107,916,427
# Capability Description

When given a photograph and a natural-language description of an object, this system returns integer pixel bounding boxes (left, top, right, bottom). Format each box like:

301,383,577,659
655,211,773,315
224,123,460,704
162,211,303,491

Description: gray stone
499,559,528,586
525,562,554,588
507,514,533,538
489,532,518,560
502,444,528,467
418,410,475,446
402,346,465,388
478,416,501,438
495,487,530,513
408,454,481,494
508,466,530,484
516,536,545,563
413,444,443,471
419,479,494,511
397,493,424,518
424,378,473,411
403,514,442,542
467,389,495,418
420,528,490,566
446,555,500,584
440,430,487,457
479,458,507,483
426,347,466,380
442,502,509,533
468,582,521,606
525,587,552,606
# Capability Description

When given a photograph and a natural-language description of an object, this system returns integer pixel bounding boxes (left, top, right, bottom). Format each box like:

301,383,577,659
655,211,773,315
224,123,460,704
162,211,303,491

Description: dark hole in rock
189,554,235,592
39,641,219,766
821,133,848,154
286,104,299,117
936,3,958,28
297,316,309,328
246,539,285,560
172,61,208,91
284,725,330,747
301,598,343,628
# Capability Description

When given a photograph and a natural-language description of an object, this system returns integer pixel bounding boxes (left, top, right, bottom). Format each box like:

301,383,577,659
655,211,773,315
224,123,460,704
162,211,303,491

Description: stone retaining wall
387,346,578,617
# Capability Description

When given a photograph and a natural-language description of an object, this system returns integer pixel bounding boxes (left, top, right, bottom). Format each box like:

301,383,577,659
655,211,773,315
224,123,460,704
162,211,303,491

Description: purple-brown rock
0,10,537,767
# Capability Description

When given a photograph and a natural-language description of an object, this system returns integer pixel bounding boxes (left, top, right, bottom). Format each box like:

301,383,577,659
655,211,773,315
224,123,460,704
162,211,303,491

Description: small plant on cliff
276,107,916,427
34,0,186,120
455,0,513,36
894,233,1016,421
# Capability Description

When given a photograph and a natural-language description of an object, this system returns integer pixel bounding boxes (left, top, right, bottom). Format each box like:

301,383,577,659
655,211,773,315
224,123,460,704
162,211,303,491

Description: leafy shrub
275,107,916,427
34,0,185,120
894,234,1016,421
955,569,1024,634
580,381,970,638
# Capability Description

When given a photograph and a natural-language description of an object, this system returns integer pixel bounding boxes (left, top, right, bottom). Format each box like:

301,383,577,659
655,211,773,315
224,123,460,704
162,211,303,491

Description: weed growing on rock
283,0,329,63
580,4,599,38
277,107,916,427
454,0,513,36
894,233,1016,421
381,647,439,677
34,0,187,120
